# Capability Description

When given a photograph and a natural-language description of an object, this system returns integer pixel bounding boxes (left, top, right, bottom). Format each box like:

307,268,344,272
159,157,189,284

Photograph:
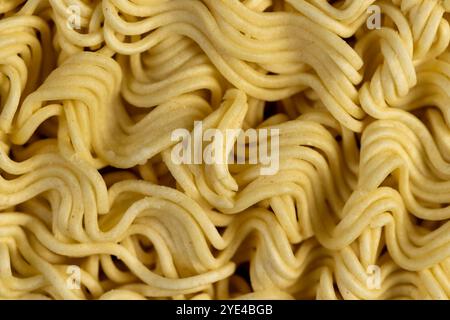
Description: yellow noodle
0,0,449,300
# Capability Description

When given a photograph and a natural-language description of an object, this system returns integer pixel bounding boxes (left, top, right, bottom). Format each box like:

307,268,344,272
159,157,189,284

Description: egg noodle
0,0,449,300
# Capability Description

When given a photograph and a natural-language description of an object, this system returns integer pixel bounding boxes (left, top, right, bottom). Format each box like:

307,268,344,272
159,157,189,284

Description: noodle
0,0,449,300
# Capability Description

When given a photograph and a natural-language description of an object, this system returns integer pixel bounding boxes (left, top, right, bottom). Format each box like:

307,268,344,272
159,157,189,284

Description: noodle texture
0,0,449,300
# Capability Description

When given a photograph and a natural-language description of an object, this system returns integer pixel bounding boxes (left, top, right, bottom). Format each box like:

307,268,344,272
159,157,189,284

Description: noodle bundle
0,0,449,300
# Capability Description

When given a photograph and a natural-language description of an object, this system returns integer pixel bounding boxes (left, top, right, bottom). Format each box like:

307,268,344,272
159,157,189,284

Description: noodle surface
0,0,449,300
